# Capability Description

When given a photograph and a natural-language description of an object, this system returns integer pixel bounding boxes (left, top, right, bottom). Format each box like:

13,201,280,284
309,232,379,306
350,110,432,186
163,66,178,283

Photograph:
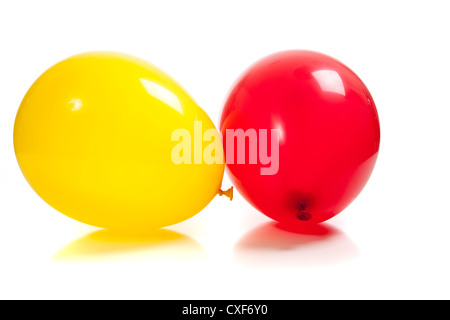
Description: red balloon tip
296,211,312,221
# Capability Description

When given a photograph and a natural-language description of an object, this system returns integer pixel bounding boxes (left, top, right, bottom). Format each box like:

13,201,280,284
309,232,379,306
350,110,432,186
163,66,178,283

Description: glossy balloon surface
220,50,380,225
14,52,224,229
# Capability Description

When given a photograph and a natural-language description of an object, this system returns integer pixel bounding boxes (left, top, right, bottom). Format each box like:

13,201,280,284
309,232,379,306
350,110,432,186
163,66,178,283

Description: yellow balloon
14,52,225,229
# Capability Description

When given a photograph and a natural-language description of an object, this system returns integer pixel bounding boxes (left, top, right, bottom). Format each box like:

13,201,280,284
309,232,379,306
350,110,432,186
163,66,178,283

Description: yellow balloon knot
218,187,233,201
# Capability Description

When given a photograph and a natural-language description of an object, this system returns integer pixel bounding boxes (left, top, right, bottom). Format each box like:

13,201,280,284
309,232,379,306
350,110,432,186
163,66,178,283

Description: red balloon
220,50,380,225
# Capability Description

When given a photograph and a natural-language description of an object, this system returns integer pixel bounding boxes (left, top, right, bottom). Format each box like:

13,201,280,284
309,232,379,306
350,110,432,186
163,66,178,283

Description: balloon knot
296,211,312,221
218,187,233,201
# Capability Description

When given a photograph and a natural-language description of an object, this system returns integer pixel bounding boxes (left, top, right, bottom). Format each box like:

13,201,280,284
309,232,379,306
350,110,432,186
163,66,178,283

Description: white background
1,1,449,300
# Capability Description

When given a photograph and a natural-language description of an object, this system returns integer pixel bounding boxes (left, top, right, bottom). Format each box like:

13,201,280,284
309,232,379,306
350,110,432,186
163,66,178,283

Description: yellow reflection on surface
53,228,204,261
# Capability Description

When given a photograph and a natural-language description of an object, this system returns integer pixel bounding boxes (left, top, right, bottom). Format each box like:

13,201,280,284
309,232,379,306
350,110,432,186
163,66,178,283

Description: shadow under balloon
234,221,359,268
53,228,205,261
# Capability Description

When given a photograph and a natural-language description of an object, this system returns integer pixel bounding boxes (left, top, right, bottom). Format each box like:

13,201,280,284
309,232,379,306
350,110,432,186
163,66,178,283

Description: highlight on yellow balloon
14,51,231,230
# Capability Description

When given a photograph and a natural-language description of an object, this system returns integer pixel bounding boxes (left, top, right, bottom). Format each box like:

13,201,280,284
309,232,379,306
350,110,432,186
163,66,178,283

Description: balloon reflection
53,228,204,261
234,221,359,267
